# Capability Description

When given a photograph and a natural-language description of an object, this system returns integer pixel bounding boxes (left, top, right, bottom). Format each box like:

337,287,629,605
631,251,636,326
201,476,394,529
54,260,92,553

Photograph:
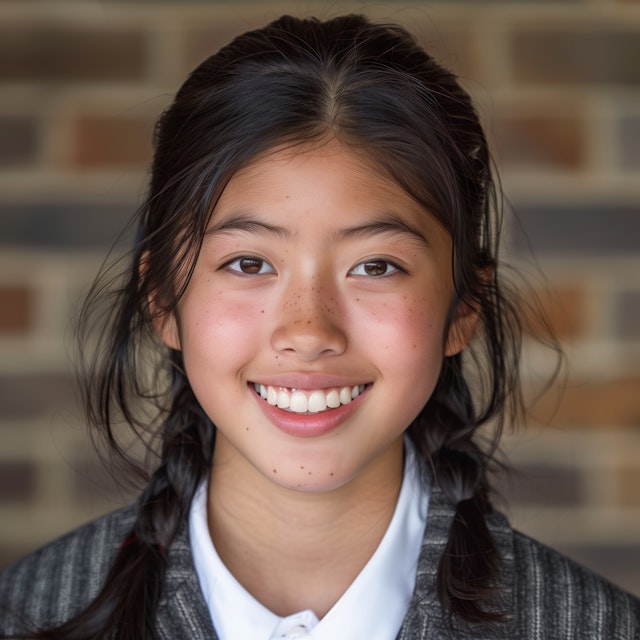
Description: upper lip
249,373,370,390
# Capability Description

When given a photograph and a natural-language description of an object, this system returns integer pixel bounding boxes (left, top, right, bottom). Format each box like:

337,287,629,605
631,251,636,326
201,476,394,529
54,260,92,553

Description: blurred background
0,0,639,594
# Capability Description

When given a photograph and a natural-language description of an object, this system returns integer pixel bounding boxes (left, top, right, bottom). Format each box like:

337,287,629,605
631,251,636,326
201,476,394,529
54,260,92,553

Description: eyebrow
334,212,430,248
204,210,290,239
204,210,430,247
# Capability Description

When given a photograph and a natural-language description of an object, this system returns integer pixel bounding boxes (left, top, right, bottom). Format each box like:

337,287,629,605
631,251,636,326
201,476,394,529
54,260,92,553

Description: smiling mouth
252,383,367,414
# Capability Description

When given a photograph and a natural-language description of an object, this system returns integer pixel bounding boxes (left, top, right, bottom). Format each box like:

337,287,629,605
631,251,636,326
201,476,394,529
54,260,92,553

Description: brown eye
349,259,400,277
363,260,389,276
239,257,264,273
227,256,274,275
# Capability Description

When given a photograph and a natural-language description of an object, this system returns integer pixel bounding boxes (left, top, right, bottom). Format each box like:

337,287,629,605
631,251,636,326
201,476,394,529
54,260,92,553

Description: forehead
212,140,439,230
201,140,454,266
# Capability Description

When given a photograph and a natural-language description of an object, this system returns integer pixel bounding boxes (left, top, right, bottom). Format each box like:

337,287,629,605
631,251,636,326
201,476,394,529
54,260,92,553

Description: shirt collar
189,440,429,640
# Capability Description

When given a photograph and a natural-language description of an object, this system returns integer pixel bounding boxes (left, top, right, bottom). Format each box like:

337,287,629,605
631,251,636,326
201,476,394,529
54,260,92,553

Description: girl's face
160,141,476,494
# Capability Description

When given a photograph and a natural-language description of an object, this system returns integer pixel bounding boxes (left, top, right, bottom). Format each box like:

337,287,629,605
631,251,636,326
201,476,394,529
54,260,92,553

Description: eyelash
349,259,403,278
221,256,405,278
223,256,275,275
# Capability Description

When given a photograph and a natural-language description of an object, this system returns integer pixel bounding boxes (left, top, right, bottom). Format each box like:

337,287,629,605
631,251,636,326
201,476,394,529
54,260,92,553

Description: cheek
179,291,268,361
354,293,447,358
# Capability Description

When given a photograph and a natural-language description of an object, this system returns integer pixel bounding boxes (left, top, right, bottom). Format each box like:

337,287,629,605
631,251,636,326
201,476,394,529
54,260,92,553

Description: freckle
330,472,334,477
260,309,264,314
300,466,304,469
272,469,277,474
308,471,312,475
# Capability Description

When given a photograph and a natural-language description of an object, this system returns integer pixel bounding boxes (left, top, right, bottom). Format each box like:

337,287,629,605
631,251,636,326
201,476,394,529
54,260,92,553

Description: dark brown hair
27,13,550,638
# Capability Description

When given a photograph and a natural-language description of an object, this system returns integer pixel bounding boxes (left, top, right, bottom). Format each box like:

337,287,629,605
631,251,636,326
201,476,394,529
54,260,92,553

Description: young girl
0,13,638,640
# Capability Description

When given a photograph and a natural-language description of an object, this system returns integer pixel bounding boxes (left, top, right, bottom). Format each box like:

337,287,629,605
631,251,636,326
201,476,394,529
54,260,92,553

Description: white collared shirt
189,441,429,640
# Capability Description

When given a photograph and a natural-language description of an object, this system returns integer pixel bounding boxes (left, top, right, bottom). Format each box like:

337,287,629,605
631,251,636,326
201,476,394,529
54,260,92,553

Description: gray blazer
1,484,638,639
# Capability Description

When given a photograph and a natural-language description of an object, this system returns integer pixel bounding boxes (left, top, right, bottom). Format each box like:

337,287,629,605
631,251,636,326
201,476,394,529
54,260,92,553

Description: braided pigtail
407,264,530,623
34,362,213,640
408,359,504,623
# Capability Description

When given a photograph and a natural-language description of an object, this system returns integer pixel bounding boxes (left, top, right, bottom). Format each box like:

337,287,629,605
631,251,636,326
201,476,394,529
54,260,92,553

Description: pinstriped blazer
1,484,638,639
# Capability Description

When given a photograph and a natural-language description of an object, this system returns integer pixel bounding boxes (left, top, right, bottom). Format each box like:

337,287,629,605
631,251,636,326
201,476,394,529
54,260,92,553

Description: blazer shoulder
512,529,640,639
0,502,137,636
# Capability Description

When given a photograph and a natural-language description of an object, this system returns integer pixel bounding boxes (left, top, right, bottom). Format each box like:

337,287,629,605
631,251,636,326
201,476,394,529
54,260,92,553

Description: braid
408,341,515,623
32,367,213,640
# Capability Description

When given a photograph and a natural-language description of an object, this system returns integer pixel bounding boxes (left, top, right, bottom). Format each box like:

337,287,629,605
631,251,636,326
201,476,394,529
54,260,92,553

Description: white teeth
339,386,352,404
276,389,290,409
257,384,366,414
290,391,307,413
326,389,341,408
308,390,327,413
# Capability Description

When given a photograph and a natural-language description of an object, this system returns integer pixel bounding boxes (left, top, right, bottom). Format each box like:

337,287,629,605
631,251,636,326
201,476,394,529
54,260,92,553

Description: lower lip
252,387,368,438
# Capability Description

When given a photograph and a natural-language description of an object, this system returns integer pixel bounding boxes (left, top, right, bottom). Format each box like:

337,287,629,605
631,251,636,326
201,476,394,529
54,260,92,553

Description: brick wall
1,0,639,595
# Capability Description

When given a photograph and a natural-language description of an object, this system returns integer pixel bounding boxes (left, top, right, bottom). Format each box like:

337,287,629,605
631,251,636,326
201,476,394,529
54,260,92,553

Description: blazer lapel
396,484,516,639
152,482,515,639
155,516,219,640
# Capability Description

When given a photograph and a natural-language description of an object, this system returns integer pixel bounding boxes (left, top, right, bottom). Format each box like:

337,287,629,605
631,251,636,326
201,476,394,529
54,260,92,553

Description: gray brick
509,202,640,255
617,115,640,169
0,116,39,168
498,464,582,507
0,200,136,249
614,290,640,340
0,373,77,420
0,544,35,571
554,544,640,596
0,460,37,503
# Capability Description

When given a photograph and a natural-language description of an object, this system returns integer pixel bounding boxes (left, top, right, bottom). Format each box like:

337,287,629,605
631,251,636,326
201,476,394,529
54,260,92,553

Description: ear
141,250,182,351
154,310,181,351
444,297,480,357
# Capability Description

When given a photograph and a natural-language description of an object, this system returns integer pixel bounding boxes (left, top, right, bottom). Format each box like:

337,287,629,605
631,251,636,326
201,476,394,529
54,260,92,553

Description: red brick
530,376,640,428
412,21,479,82
0,285,34,334
0,26,146,82
524,284,587,341
68,115,154,168
184,20,264,72
616,465,640,506
510,27,640,85
493,112,586,170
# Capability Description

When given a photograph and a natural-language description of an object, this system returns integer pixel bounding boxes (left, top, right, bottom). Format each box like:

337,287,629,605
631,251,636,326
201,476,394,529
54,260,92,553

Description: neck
207,436,404,618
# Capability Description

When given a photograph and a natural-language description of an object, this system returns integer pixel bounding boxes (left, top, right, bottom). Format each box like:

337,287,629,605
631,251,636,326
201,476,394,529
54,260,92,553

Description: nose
271,278,347,361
